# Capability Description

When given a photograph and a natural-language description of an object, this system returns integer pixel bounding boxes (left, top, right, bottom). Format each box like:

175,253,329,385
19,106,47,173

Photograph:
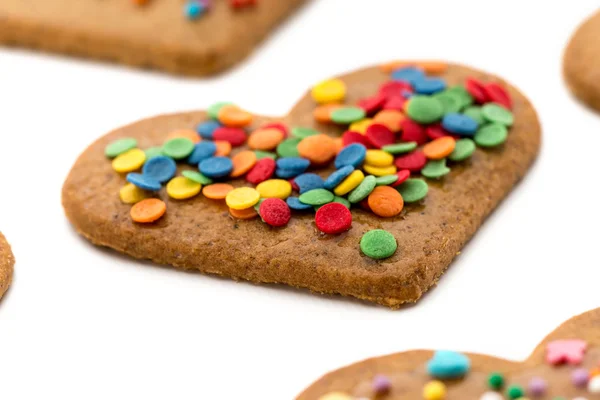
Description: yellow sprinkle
349,118,373,134
119,183,147,204
256,179,292,199
311,78,346,104
317,393,353,400
166,176,201,200
112,148,146,173
423,380,446,400
363,164,397,177
365,149,394,167
225,187,260,210
334,170,364,196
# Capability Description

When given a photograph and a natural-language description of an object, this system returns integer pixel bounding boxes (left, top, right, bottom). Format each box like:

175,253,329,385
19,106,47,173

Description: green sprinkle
482,103,514,126
299,189,334,206
487,372,505,390
506,385,525,400
144,146,164,160
207,102,233,120
360,229,397,260
162,138,195,159
406,95,444,124
254,150,277,160
348,175,376,203
397,179,428,203
333,196,351,209
105,138,137,158
375,175,398,186
382,142,418,155
182,170,213,185
446,85,474,109
331,107,366,124
276,138,301,158
449,139,476,162
433,91,462,114
291,127,319,139
463,106,486,125
421,159,450,179
475,123,508,148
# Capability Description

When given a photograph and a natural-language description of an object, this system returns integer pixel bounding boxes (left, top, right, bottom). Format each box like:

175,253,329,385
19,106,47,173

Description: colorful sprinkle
196,120,222,139
482,103,514,126
331,106,366,125
442,113,478,135
119,183,147,204
259,198,291,227
246,158,276,184
182,170,213,185
287,196,313,211
112,148,146,173
256,179,292,199
427,350,470,379
360,229,397,259
225,187,260,210
126,172,161,191
348,175,376,203
335,143,367,169
166,176,202,200
130,198,166,223
142,155,177,183
367,186,403,217
506,385,525,400
299,188,334,206
312,78,346,104
294,173,325,194
199,156,234,178
163,138,195,159
406,95,444,124
230,150,257,178
448,138,476,161
475,123,508,147
421,159,450,179
202,183,234,200
334,169,364,196
487,372,505,390
397,179,428,203
546,340,587,365
188,141,217,165
315,202,352,234
105,138,137,158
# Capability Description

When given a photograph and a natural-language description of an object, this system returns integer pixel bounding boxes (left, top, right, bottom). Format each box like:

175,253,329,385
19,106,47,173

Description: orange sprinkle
297,134,336,165
373,110,405,132
367,186,404,218
130,198,166,223
247,128,284,151
423,137,456,160
590,367,600,377
203,183,234,200
230,150,257,178
333,137,344,154
218,105,253,128
380,60,448,75
132,0,150,5
166,129,200,144
229,206,258,220
214,140,232,156
313,104,342,124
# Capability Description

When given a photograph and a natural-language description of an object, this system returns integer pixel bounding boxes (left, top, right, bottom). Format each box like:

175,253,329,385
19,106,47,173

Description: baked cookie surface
298,308,600,399
0,232,14,300
564,10,600,111
0,0,306,76
62,62,541,308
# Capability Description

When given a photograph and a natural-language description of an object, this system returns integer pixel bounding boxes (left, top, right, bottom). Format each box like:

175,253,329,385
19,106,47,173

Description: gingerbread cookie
62,61,541,308
564,10,600,111
0,232,14,300
298,308,600,399
0,0,306,76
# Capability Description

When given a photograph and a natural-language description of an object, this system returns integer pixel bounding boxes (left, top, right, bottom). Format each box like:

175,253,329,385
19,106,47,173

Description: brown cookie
0,232,14,300
564,10,600,111
62,62,541,308
298,308,600,399
0,0,306,77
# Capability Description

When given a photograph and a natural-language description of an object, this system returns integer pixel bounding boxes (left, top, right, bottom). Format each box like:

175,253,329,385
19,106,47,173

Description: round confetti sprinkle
397,179,428,203
484,82,513,109
324,166,354,190
349,118,374,134
119,183,147,204
202,183,234,199
314,104,342,124
373,109,404,131
332,196,351,209
342,130,373,148
130,198,166,223
287,196,313,211
394,151,427,172
145,146,164,160
463,106,485,125
105,138,137,158
335,143,367,169
225,187,260,210
382,142,417,155
299,188,334,206
277,138,301,158
142,155,177,183
229,206,258,220
254,150,277,160
163,138,195,159
256,179,292,199
196,120,222,139
368,186,404,217
199,156,234,178
442,113,478,136
487,373,505,390
365,123,395,149
348,175,376,203
375,174,398,186
448,138,476,161
315,202,352,234
401,118,428,145
331,107,366,125
294,173,325,194
406,95,444,124
390,169,411,187
391,66,425,85
423,137,456,160
230,150,257,178
475,123,508,147
433,91,462,114
421,159,450,179
291,126,319,139
213,127,247,147
166,176,202,200
446,85,474,109
360,229,397,259
126,172,161,191
465,77,490,104
363,164,396,177
334,170,364,196
414,77,446,95
207,102,233,120
214,140,232,156
112,148,146,173
188,141,217,164
365,150,394,167
312,78,346,104
166,129,200,144
248,128,284,151
259,198,291,227
217,105,253,128
482,103,514,126
297,134,337,165
276,157,310,172
246,158,276,184
182,170,213,185
506,385,525,400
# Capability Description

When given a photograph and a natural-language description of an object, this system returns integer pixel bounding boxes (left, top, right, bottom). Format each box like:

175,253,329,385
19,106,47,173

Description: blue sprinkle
442,113,479,136
188,141,217,165
391,67,425,86
324,165,354,190
126,173,161,191
275,168,303,179
196,120,221,140
294,173,325,194
276,157,310,173
199,156,233,178
334,143,366,169
413,78,447,95
142,156,177,183
426,350,470,379
287,197,313,211
184,1,205,20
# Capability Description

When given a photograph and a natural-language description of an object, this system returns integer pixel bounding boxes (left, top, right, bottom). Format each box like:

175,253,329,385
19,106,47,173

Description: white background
0,1,599,399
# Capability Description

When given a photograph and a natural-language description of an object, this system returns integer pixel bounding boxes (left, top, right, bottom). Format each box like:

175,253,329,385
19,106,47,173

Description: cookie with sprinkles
298,307,600,399
0,0,307,77
62,61,541,308
0,232,14,301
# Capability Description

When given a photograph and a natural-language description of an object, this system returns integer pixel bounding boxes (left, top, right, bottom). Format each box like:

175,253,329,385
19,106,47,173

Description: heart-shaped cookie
564,10,600,111
62,62,541,308
0,0,306,76
298,308,600,399
0,232,14,300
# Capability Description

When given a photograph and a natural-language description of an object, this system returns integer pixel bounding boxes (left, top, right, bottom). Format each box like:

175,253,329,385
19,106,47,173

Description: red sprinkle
289,179,300,192
246,158,275,184
382,96,406,111
315,203,352,234
260,198,291,227
484,83,512,110
426,124,459,140
394,151,427,172
465,77,489,104
230,0,256,9
391,169,411,187
261,122,289,138
400,119,428,145
358,93,386,115
213,127,247,147
365,123,395,148
342,130,374,148
379,81,412,100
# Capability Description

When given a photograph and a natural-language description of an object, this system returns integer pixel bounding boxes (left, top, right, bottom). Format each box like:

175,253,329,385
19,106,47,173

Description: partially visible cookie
297,308,600,399
564,10,600,111
0,232,14,300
